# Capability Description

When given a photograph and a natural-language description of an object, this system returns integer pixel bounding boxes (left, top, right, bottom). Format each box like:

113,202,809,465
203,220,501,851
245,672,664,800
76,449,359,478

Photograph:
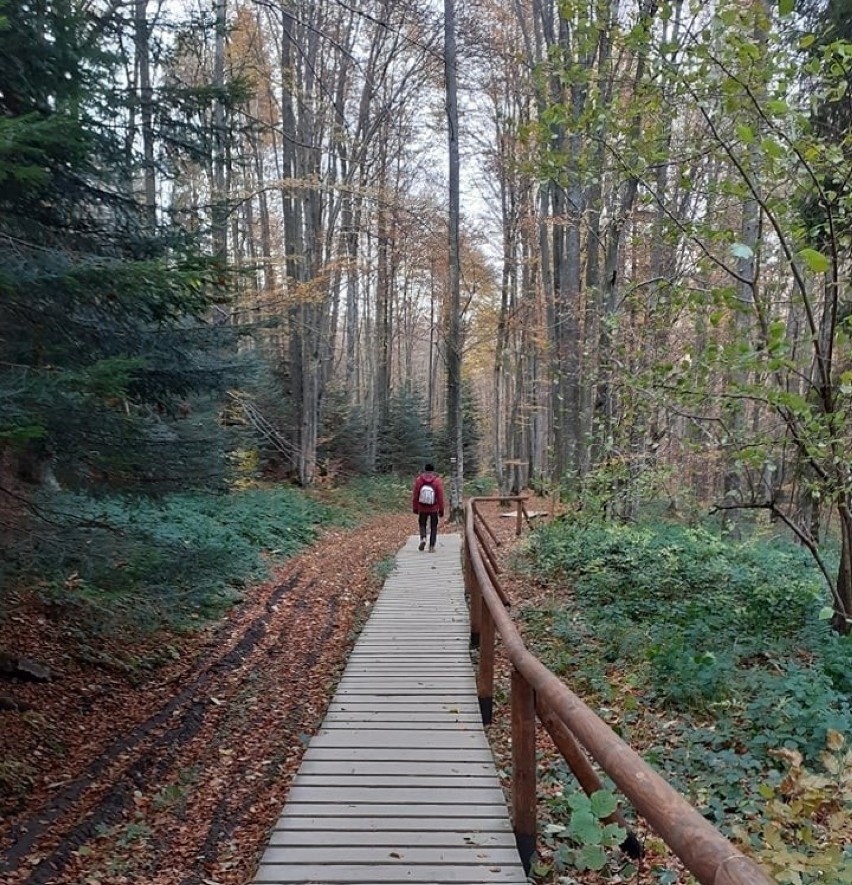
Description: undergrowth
8,487,338,633
2,474,416,637
522,518,852,883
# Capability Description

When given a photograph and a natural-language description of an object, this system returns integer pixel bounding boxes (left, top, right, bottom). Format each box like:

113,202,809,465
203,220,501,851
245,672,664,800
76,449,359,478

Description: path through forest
0,513,415,885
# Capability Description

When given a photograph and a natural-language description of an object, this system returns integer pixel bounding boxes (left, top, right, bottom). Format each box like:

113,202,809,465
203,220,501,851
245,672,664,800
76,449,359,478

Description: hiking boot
428,545,435,553
418,539,426,551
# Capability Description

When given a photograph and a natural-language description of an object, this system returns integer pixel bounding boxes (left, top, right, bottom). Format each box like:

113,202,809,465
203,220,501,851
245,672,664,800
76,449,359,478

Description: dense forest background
1,3,851,882
2,0,852,622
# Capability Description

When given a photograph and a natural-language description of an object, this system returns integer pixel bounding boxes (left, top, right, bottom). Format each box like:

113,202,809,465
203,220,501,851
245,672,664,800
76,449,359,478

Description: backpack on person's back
418,482,436,506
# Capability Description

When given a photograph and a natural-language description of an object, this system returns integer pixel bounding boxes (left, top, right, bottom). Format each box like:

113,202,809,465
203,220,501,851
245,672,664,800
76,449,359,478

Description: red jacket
412,472,444,515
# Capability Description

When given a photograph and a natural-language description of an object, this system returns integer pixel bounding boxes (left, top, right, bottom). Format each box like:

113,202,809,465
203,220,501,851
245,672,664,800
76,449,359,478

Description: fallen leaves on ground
0,513,413,885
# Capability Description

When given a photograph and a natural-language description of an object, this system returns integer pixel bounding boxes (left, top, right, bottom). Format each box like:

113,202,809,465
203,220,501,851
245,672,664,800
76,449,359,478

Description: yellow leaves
750,732,852,883
826,728,845,752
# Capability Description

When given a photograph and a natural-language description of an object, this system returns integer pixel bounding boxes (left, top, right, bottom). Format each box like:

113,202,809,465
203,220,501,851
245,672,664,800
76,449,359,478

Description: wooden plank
309,732,489,749
322,715,482,725
335,684,475,691
286,786,506,804
259,847,522,864
329,712,481,723
332,692,478,700
302,747,495,762
327,699,479,707
254,866,525,884
319,720,482,728
272,816,514,832
296,760,496,777
267,830,516,847
292,775,501,788
359,619,467,645
336,670,474,677
343,658,469,665
347,645,466,651
280,804,508,818
336,680,475,688
318,718,482,727
325,702,479,711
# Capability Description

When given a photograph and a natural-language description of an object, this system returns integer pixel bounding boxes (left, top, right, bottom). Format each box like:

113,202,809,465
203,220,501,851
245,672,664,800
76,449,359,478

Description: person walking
412,463,444,552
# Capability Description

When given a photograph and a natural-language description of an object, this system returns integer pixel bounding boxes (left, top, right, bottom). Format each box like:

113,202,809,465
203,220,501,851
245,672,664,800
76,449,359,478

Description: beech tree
466,0,851,631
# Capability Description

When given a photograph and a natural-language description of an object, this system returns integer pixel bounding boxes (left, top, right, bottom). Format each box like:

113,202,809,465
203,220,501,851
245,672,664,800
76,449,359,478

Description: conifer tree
0,0,237,497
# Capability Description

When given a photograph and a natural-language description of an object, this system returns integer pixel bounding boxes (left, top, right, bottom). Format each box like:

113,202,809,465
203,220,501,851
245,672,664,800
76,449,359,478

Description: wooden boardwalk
253,533,527,884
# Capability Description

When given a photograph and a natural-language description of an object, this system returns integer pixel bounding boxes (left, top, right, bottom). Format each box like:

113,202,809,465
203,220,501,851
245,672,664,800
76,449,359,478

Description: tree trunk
372,183,391,469
211,0,228,262
135,0,156,228
835,503,852,634
445,0,464,518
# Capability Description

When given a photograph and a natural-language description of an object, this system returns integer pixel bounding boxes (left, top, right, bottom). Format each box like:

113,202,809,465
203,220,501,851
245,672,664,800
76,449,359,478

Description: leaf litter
0,514,411,884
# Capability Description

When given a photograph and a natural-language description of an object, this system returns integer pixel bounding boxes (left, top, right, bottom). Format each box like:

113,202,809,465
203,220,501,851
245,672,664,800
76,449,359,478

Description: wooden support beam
478,605,495,725
511,667,536,873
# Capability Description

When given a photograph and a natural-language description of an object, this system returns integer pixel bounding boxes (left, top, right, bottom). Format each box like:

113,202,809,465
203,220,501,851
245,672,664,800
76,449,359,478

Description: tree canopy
2,0,852,639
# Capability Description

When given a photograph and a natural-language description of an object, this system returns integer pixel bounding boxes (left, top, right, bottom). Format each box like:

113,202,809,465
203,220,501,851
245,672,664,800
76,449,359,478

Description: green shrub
18,487,338,633
646,628,736,712
528,519,825,639
333,474,412,514
465,474,496,496
522,514,852,855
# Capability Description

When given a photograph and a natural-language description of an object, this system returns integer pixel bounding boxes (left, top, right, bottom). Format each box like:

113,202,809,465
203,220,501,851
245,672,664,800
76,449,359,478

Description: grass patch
321,474,412,515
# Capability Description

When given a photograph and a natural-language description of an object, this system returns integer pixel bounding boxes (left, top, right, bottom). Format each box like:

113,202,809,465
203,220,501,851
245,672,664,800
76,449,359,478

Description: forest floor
478,500,691,885
0,501,689,885
0,513,411,885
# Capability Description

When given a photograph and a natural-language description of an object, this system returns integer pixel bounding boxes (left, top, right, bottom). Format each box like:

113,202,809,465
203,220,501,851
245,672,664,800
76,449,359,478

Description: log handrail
464,497,773,885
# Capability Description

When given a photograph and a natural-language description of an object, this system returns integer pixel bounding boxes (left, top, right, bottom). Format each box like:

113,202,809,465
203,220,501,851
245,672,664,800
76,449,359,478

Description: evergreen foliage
318,387,435,478
377,388,434,475
318,387,370,476
436,379,481,477
0,0,241,495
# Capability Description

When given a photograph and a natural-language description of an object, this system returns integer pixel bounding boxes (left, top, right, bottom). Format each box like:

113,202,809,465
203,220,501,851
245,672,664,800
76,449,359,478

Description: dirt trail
0,513,415,885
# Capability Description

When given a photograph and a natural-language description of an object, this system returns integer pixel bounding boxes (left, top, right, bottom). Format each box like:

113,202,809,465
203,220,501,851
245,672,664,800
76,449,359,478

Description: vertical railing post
516,499,523,537
511,666,536,872
465,539,481,648
477,603,495,724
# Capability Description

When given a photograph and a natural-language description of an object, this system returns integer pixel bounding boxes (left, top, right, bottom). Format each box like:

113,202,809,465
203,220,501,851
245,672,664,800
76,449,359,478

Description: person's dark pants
418,512,438,548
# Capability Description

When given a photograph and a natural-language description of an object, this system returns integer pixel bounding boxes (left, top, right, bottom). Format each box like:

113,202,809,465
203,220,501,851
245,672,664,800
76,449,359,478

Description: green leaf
567,791,591,812
798,248,831,273
589,789,618,819
731,243,754,260
779,0,794,14
568,810,602,845
601,822,626,846
818,606,834,621
736,124,755,144
761,137,786,159
576,843,608,871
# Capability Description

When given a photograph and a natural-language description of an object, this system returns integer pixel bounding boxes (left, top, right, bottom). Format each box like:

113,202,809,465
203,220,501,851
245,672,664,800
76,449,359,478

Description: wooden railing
464,497,773,885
